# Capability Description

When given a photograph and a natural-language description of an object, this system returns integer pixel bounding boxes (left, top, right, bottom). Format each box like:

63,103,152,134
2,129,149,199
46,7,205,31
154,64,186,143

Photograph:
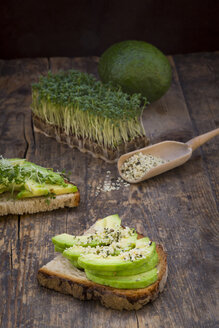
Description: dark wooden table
0,53,218,328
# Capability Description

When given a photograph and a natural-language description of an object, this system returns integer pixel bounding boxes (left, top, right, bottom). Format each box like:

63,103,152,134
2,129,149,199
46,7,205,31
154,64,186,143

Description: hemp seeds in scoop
121,152,167,182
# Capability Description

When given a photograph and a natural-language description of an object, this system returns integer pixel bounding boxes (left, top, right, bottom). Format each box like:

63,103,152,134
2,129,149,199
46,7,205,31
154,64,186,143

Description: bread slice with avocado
0,157,80,216
38,215,167,310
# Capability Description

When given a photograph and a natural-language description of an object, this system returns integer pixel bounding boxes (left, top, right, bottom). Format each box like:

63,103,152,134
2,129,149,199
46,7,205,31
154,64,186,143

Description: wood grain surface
0,53,218,328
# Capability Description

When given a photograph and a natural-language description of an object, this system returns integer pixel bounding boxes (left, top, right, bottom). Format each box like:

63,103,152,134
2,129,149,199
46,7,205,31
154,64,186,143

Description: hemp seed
120,152,167,181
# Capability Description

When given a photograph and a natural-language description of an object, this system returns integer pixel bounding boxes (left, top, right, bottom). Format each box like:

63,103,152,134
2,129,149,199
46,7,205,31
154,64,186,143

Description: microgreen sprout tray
31,70,149,161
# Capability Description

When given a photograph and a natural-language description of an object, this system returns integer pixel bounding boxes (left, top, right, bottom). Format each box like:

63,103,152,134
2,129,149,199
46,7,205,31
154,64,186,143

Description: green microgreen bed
31,70,148,149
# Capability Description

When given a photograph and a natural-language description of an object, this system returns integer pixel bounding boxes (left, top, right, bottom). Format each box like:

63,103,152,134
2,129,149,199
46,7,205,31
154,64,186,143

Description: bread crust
0,190,80,216
37,244,167,310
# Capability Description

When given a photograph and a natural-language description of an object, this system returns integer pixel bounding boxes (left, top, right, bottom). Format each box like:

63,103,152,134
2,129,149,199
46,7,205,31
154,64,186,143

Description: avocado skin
98,40,172,103
85,267,158,289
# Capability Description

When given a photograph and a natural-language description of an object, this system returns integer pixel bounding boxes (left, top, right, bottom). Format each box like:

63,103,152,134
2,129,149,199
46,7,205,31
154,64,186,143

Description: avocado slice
53,242,90,268
23,180,49,197
114,235,138,254
78,241,156,272
52,233,104,251
16,190,36,199
94,214,121,230
43,183,77,195
116,251,158,276
54,245,64,253
52,215,124,252
21,179,77,199
85,267,158,289
88,250,158,277
62,233,138,262
52,233,76,251
52,232,114,252
63,245,93,262
0,158,78,199
69,259,83,269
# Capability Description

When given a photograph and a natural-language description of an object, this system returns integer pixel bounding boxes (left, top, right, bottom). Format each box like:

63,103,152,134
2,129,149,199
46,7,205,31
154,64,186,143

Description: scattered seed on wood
95,170,130,196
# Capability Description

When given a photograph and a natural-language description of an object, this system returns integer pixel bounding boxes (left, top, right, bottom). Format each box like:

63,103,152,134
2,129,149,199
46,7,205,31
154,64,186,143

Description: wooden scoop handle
186,128,219,151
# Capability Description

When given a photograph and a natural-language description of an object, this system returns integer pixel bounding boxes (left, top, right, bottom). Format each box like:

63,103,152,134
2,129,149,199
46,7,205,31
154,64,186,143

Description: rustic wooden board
0,54,218,328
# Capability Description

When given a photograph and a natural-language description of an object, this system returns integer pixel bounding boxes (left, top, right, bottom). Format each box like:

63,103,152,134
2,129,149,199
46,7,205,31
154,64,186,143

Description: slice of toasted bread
37,224,167,310
0,190,80,216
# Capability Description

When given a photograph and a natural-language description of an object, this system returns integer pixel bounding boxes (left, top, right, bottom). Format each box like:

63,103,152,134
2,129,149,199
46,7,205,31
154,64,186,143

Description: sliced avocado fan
52,215,160,289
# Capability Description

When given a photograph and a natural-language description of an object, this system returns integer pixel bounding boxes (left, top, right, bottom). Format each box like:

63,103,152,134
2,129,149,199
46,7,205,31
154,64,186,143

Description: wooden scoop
117,128,219,183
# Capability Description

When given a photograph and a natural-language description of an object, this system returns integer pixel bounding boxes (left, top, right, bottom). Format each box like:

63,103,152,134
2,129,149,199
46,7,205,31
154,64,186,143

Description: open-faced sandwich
0,157,80,216
31,70,149,163
38,214,167,310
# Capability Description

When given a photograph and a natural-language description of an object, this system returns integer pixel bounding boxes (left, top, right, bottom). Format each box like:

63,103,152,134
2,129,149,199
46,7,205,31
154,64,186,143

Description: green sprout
0,157,70,188
31,70,148,149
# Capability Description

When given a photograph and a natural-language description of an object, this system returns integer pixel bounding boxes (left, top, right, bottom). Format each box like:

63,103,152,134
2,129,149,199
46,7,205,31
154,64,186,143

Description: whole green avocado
98,40,172,103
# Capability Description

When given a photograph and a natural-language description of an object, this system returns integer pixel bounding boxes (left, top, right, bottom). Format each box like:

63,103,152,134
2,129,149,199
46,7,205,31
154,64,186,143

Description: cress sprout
31,70,148,149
